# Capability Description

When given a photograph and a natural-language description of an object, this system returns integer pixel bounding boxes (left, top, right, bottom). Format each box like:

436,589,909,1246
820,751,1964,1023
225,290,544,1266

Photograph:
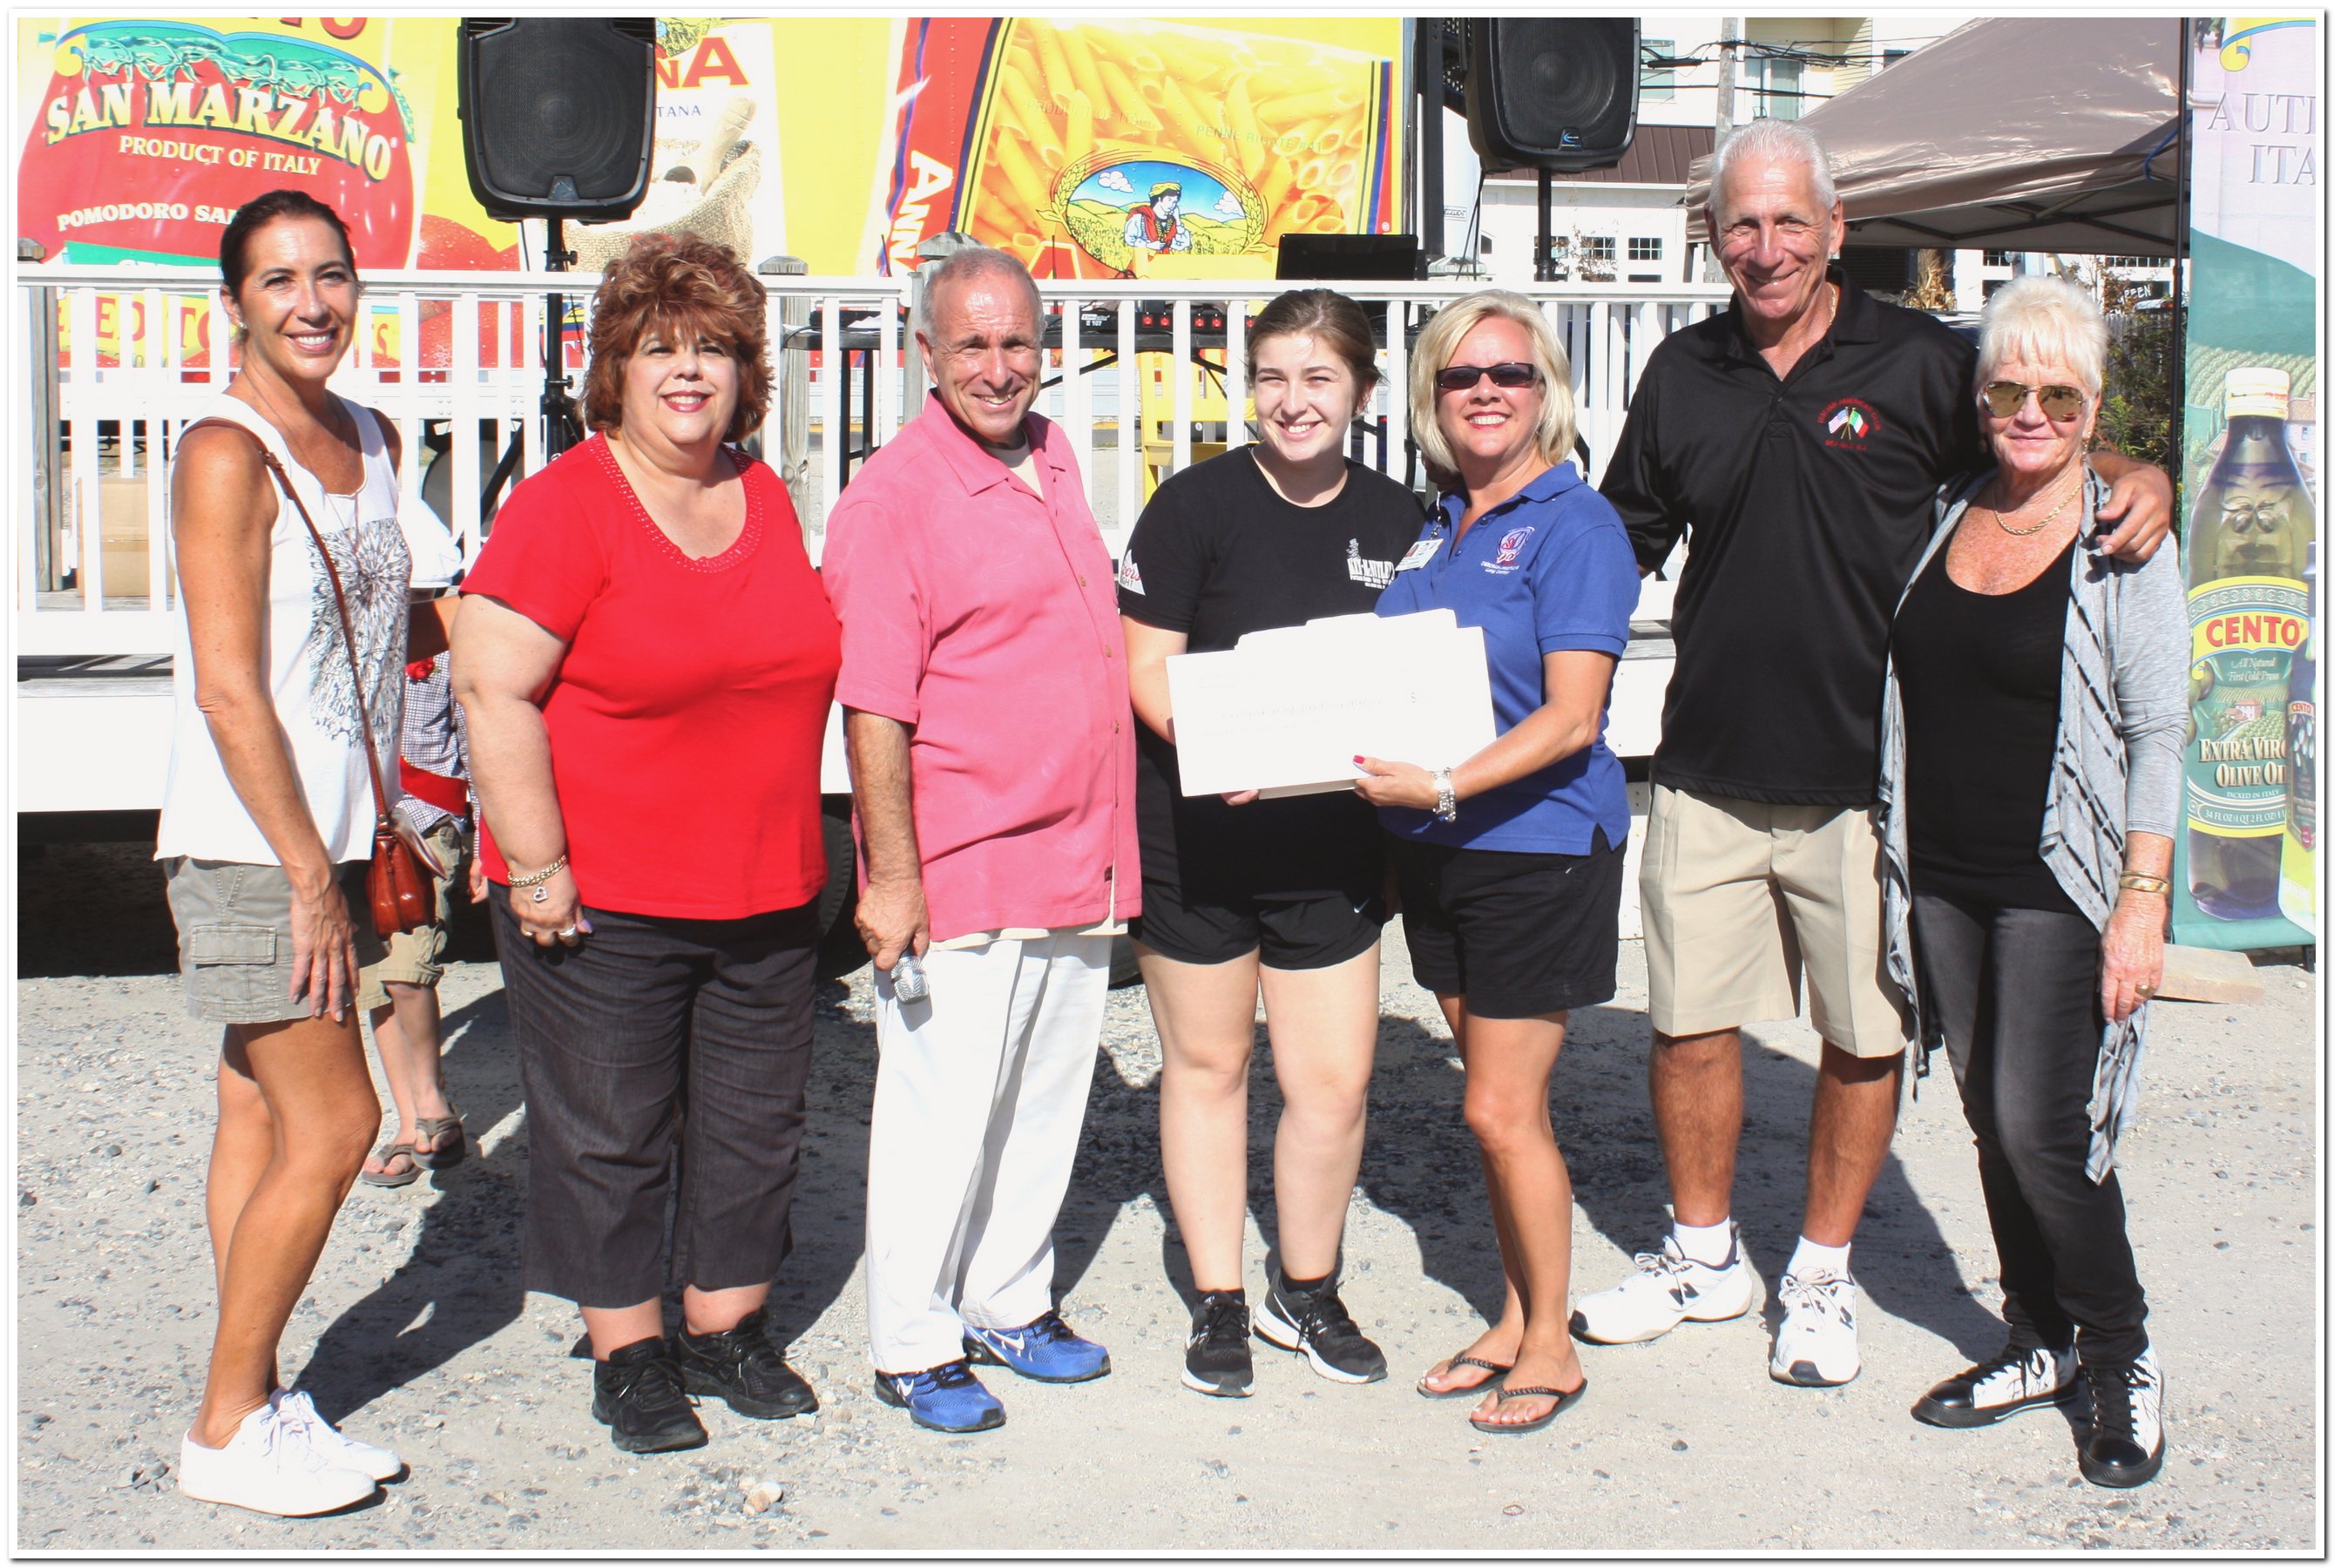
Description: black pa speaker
458,19,659,222
1275,233,1424,282
1465,18,1640,172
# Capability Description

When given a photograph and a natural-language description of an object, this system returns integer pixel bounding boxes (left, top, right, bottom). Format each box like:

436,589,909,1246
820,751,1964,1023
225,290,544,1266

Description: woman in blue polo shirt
1356,289,1638,1436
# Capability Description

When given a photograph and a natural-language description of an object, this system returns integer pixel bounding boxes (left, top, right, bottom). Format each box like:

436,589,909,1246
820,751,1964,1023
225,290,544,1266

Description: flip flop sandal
359,1141,423,1189
1466,1377,1588,1435
409,1110,467,1171
1417,1353,1513,1400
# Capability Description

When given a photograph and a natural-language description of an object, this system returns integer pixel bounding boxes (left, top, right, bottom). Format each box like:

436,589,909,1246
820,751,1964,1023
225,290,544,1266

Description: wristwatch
1432,767,1458,823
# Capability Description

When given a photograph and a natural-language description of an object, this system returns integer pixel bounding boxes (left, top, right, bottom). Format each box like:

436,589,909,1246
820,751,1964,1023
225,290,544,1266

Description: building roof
1485,125,1715,187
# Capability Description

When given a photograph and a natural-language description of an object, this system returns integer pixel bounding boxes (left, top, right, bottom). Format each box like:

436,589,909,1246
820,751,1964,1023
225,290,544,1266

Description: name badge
1397,539,1440,571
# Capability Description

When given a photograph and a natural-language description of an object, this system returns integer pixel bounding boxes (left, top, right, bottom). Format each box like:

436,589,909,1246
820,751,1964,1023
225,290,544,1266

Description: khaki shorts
1640,784,1910,1058
165,857,388,1024
356,817,468,1012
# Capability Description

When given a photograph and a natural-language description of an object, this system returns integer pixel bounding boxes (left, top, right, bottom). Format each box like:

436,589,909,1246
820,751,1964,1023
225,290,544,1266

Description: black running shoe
1182,1290,1255,1398
1254,1274,1387,1384
2080,1348,2166,1489
591,1336,708,1454
673,1308,820,1419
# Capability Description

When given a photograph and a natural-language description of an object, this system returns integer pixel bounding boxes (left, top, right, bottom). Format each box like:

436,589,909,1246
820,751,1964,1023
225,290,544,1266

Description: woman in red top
453,233,840,1456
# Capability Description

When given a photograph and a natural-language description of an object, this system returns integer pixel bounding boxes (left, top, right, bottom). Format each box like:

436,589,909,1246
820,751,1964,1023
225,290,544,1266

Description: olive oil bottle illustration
2184,368,2316,921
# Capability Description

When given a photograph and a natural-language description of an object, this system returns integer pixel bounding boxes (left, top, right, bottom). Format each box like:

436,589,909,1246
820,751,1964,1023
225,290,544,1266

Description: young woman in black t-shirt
1117,290,1424,1398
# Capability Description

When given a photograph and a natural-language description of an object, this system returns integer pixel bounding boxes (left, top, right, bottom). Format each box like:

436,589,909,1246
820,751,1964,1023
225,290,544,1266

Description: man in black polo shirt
1574,120,2170,1388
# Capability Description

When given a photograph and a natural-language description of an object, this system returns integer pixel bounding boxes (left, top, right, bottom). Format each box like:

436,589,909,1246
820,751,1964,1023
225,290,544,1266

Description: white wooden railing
13,266,1729,655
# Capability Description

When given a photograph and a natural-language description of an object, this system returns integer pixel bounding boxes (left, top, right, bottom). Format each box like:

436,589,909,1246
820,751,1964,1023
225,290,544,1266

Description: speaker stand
538,215,586,461
1533,169,1556,283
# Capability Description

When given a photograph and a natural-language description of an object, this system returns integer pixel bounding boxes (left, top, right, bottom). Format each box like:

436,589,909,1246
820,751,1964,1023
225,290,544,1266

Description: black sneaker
1181,1290,1255,1398
2080,1348,2166,1489
591,1336,708,1454
673,1308,820,1419
1254,1274,1387,1384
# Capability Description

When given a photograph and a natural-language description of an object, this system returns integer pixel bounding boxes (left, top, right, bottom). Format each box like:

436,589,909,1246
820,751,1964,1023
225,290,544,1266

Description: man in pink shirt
822,247,1139,1434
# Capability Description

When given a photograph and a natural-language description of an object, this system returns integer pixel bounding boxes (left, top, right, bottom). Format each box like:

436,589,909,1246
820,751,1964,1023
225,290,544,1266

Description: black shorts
1393,829,1624,1018
1133,875,1388,970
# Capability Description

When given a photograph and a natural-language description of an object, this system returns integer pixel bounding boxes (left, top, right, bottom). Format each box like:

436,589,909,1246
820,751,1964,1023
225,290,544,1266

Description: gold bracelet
508,853,569,889
2117,873,2171,896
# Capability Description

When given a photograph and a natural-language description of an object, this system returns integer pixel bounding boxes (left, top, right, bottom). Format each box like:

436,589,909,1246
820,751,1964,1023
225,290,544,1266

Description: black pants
1910,890,2148,1365
492,897,819,1309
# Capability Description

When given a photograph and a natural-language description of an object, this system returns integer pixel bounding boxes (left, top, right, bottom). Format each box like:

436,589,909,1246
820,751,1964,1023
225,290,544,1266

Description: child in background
360,500,481,1188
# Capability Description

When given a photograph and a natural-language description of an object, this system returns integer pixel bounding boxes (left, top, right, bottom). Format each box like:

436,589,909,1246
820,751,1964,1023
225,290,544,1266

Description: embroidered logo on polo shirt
1116,555,1145,594
1482,524,1535,573
1820,397,1882,450
1345,537,1395,589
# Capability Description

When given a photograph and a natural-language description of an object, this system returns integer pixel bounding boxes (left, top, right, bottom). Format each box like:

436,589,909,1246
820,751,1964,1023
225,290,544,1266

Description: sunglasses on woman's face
1980,381,2087,422
1436,362,1541,393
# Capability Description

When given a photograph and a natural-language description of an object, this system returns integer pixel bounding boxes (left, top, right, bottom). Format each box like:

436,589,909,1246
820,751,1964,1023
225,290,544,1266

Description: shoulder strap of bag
183,415,396,826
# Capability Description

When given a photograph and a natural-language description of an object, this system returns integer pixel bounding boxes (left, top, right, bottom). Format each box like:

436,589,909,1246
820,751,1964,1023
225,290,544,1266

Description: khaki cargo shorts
356,816,468,1012
1640,784,1911,1058
165,857,387,1024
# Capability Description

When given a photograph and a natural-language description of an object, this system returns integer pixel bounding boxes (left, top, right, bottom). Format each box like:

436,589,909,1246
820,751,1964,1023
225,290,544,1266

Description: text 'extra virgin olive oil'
2279,542,2317,934
2184,368,2316,921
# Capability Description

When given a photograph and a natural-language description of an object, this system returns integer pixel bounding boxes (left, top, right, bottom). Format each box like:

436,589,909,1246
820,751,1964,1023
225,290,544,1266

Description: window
1478,234,1492,255
1882,47,1911,69
1983,249,2013,267
1628,236,1664,262
1748,56,1804,120
1641,37,1676,101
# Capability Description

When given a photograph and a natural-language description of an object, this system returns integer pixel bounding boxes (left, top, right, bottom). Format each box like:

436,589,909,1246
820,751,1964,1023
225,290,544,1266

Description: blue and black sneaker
964,1309,1113,1383
871,1359,1006,1433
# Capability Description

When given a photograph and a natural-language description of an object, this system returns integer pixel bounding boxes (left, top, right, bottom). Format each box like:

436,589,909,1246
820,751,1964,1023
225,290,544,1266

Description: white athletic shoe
272,1388,403,1483
1770,1269,1861,1386
1569,1227,1761,1345
178,1402,379,1517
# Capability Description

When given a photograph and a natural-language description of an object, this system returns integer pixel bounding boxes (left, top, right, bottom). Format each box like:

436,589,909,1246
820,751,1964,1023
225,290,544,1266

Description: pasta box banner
871,17,1402,279
2173,14,2321,954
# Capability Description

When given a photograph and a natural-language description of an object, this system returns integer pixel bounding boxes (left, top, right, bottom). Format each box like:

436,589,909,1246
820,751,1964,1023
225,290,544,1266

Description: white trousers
863,931,1110,1373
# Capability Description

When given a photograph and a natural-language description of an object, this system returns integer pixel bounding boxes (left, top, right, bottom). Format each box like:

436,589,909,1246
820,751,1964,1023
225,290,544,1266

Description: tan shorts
356,816,467,1012
165,857,387,1024
1640,785,1910,1058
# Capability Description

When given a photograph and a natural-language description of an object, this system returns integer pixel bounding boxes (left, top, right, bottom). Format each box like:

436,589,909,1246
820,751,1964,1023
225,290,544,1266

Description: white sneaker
272,1388,403,1483
2080,1345,2167,1488
1770,1269,1860,1386
178,1402,379,1517
1569,1227,1761,1345
1911,1344,2078,1428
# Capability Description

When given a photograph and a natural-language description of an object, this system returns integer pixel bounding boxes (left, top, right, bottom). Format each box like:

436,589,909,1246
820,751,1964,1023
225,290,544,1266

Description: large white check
1166,609,1498,798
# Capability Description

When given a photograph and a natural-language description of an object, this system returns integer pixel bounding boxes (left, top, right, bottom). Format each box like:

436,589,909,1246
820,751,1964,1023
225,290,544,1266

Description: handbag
185,416,445,937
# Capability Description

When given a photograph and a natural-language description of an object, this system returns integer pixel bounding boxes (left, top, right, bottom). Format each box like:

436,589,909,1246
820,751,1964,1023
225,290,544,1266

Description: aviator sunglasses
1436,361,1542,393
1980,380,2087,422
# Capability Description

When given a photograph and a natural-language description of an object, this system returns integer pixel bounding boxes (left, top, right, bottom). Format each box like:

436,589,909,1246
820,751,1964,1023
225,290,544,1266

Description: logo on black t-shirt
1819,397,1883,450
1116,555,1145,594
1345,537,1394,589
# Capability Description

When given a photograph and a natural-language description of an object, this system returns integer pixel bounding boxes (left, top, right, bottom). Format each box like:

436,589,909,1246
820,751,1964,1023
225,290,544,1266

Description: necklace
1987,471,2081,537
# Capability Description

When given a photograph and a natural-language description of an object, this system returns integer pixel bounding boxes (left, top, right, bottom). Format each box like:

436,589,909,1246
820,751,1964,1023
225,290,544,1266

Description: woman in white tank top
159,191,411,1517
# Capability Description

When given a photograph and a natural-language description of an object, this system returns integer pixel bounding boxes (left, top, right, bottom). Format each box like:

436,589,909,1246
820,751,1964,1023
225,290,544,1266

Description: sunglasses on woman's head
1980,381,2087,422
1436,362,1541,392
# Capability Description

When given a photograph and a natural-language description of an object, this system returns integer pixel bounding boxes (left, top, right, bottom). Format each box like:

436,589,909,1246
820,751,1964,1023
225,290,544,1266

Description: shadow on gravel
1052,995,2005,1364
761,983,879,1355
300,987,529,1423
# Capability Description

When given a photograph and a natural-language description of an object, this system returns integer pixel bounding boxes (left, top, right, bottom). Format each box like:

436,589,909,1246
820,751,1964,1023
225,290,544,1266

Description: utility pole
1703,18,1739,281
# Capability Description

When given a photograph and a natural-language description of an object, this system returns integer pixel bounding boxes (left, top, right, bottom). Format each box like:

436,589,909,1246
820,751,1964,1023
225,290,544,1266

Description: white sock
1671,1217,1735,1267
1789,1236,1851,1279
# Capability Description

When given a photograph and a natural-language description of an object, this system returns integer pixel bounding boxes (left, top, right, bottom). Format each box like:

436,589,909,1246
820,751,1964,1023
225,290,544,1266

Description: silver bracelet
1432,767,1458,822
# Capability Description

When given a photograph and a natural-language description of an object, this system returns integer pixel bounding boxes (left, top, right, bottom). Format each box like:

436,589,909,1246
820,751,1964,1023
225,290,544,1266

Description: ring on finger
556,925,579,939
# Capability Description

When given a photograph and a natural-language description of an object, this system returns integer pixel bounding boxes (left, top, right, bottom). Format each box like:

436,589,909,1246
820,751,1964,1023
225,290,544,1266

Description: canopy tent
1686,17,2184,256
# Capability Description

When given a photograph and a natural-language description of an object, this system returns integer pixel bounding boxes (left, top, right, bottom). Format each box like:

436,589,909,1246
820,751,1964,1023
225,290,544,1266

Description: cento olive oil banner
2175,16,2321,951
865,17,1404,277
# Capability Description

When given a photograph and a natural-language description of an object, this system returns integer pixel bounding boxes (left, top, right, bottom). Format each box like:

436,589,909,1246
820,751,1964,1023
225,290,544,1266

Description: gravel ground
14,841,2323,1551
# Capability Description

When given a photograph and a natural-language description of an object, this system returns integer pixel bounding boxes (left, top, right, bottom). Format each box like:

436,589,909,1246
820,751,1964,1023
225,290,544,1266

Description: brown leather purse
186,416,442,937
